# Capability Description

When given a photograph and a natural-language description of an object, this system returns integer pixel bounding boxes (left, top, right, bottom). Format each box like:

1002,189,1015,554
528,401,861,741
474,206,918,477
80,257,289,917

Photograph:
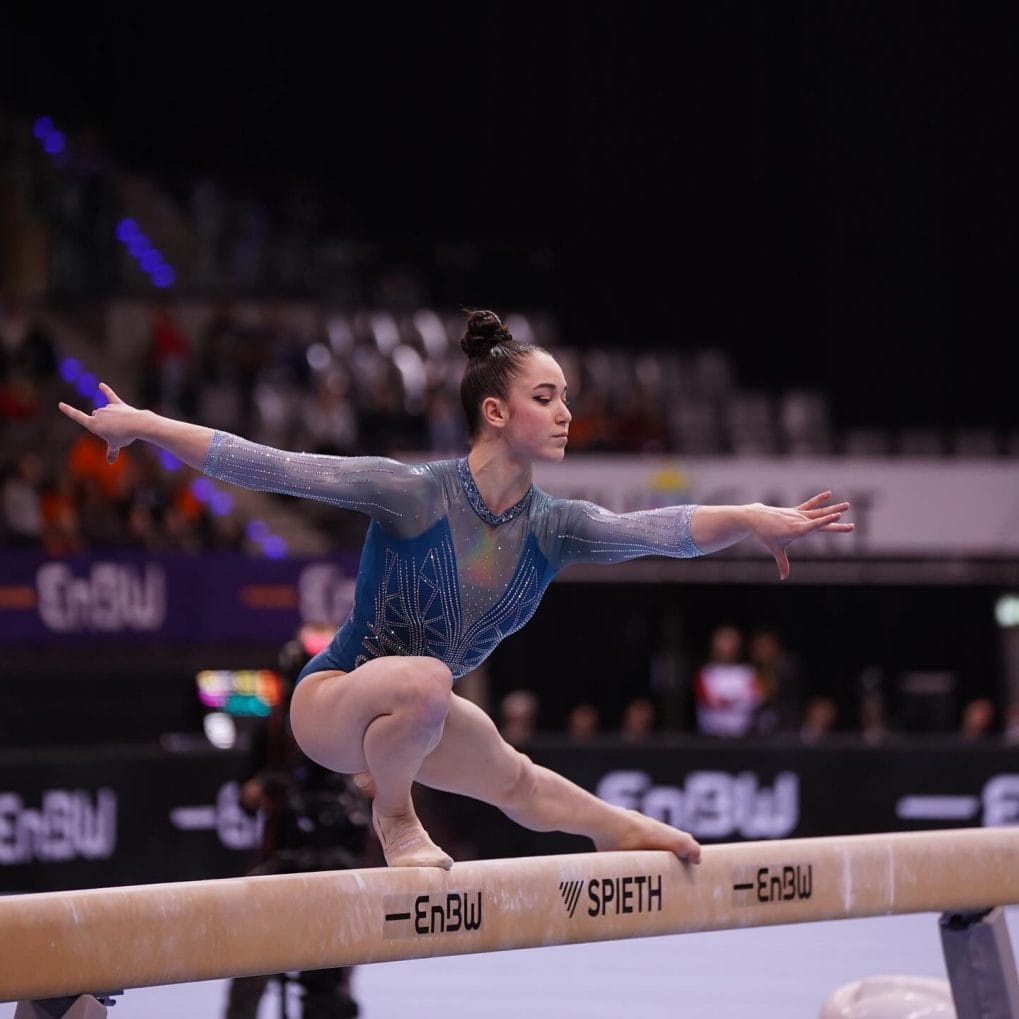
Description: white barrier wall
532,456,1019,557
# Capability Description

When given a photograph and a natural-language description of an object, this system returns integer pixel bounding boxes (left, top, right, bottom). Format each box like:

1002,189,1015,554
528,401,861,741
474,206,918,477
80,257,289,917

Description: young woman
59,309,853,870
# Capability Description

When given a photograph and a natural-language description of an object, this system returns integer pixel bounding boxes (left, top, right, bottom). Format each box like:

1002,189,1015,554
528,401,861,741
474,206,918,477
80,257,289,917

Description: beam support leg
940,908,1019,1019
14,993,120,1018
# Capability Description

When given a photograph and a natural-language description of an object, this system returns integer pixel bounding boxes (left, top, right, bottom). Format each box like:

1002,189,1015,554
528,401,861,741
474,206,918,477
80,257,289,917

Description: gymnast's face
498,350,572,462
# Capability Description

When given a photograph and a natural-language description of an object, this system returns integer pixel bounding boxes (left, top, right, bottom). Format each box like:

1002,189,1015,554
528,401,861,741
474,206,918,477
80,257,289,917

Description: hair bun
460,309,513,359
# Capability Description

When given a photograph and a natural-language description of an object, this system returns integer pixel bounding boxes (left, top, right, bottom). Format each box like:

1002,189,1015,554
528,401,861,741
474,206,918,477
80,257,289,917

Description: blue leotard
203,432,704,681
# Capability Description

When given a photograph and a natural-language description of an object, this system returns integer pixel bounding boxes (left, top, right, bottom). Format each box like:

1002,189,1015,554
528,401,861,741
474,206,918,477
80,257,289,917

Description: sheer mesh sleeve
547,498,704,568
202,431,442,536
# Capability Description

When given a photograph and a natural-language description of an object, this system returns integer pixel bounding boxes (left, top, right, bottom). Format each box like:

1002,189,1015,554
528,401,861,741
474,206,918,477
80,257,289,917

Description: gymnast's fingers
795,491,833,511
58,401,95,429
98,382,124,404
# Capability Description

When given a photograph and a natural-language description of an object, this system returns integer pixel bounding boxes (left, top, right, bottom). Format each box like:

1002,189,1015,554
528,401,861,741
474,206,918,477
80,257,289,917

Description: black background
3,2,1016,432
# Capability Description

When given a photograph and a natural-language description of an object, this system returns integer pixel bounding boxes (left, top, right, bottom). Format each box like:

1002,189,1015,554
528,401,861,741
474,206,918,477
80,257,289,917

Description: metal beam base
941,908,1019,1019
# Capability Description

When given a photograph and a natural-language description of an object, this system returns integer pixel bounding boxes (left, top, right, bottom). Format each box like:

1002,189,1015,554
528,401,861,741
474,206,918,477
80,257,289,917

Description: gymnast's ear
480,394,509,431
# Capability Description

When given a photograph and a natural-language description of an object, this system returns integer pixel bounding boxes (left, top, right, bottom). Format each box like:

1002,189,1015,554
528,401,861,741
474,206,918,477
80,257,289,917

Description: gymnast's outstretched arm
689,496,854,579
58,382,440,534
59,382,214,468
548,493,853,580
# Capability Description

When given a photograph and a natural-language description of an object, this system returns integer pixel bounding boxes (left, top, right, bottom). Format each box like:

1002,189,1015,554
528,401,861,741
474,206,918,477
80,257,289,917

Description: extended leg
415,693,700,862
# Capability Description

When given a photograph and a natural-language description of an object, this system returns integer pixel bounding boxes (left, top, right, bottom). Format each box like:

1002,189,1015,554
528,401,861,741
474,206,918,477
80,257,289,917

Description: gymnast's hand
748,491,854,580
58,383,142,464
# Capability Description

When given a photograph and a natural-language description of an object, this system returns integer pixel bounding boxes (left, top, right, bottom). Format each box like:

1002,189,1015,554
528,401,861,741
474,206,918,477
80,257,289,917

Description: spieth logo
36,562,166,632
598,769,799,839
0,789,117,864
559,875,664,919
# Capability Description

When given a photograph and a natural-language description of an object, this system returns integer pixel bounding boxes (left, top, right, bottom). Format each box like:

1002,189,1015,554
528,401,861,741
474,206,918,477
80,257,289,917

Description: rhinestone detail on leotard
456,457,533,526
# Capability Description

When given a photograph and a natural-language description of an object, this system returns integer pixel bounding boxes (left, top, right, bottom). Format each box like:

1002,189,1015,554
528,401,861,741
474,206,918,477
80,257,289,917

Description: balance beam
2,827,1017,1003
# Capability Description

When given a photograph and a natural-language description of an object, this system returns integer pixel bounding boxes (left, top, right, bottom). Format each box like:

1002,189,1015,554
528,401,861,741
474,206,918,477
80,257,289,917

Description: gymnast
59,309,854,870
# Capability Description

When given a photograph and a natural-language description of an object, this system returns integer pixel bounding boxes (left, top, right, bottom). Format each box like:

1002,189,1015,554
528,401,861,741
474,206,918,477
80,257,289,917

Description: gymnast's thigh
288,656,451,774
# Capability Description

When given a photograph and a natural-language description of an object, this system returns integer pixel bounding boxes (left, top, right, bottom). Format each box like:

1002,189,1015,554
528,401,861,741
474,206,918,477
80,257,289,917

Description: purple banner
0,551,362,644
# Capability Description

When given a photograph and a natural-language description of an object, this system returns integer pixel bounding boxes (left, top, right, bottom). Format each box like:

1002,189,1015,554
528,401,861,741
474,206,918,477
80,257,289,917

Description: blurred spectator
619,697,656,742
895,670,958,733
142,297,196,417
0,297,56,429
76,475,125,547
64,422,137,549
125,501,163,549
959,697,996,741
425,386,467,455
648,604,692,733
1,451,44,546
301,370,359,455
566,702,600,742
357,371,425,455
39,472,83,554
858,666,889,745
0,370,42,423
567,390,617,452
498,689,539,745
748,625,805,735
188,177,228,291
262,303,313,392
693,623,763,738
616,383,669,453
1005,702,1019,745
0,296,58,385
229,197,271,292
800,695,839,744
165,479,214,552
207,508,247,551
67,432,133,503
128,450,174,526
196,296,250,433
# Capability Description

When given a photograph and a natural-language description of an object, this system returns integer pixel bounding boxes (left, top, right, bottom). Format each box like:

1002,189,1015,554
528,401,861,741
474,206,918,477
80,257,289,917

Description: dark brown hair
459,309,544,438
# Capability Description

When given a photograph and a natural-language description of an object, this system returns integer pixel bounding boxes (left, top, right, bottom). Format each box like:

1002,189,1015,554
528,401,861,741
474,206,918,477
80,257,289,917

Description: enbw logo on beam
731,862,813,905
382,890,483,938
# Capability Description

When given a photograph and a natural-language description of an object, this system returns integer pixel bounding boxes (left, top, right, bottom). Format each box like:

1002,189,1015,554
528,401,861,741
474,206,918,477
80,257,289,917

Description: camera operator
224,623,371,1019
